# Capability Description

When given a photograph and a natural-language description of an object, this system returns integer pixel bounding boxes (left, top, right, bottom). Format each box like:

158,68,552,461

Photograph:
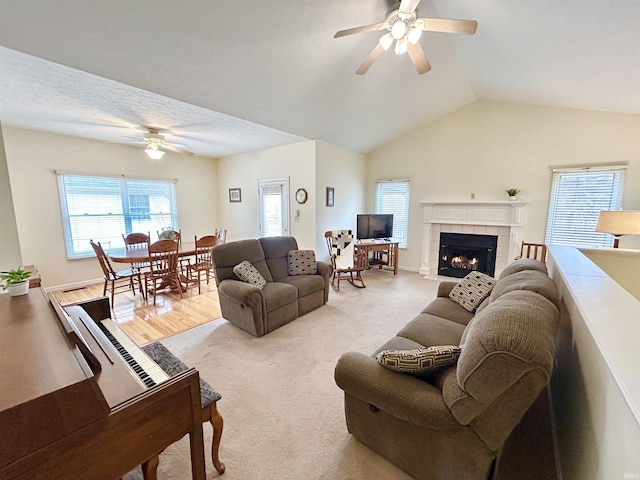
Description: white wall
580,248,640,300
2,127,219,287
0,122,22,272
549,246,640,479
315,140,366,261
217,140,317,249
367,100,640,270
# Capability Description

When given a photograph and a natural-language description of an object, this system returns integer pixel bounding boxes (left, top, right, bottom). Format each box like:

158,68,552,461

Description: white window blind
375,180,410,248
57,173,178,259
545,166,625,248
259,178,289,237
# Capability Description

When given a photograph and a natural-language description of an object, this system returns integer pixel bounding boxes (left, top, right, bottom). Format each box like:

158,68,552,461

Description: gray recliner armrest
218,279,264,308
334,351,461,430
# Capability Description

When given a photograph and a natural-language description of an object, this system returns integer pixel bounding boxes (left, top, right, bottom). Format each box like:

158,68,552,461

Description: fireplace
438,232,498,278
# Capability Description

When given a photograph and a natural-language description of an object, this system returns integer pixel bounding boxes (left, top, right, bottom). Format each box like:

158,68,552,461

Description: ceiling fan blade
399,0,420,14
415,18,478,35
163,143,194,156
334,22,386,38
406,42,432,75
356,43,385,75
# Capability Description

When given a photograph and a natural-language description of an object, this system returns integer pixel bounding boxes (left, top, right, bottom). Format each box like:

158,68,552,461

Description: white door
258,178,290,237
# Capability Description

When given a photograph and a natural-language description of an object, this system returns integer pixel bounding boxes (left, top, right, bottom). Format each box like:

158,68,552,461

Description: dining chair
215,228,227,245
324,230,367,291
144,239,183,305
186,235,218,294
89,240,145,304
122,232,151,272
515,241,547,264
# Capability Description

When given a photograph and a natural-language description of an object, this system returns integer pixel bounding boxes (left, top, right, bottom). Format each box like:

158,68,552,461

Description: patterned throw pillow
376,345,462,375
287,250,317,276
448,271,496,312
233,260,267,289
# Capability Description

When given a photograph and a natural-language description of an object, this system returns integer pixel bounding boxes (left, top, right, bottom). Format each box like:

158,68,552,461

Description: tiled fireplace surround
419,201,527,279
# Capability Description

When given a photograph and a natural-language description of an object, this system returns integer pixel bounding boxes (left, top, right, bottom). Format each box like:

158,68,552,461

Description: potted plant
505,188,520,200
1,267,31,297
158,226,178,240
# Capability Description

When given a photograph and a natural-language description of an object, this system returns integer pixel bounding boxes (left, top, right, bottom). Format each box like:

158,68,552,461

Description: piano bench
141,342,225,478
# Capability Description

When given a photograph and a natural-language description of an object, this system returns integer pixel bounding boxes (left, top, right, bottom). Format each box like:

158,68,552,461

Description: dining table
109,241,197,293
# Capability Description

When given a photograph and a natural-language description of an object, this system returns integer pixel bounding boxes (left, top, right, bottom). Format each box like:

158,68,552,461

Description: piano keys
0,289,206,480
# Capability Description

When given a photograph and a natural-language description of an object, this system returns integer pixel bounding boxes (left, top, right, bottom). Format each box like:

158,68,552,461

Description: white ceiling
1,0,639,158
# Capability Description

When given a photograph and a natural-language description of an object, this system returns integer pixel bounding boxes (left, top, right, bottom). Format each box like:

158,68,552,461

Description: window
375,180,410,248
545,166,626,248
258,178,289,237
57,173,178,259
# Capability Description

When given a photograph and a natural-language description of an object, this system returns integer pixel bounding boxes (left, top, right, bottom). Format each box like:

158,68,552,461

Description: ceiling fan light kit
133,126,194,160
145,143,165,160
334,0,477,75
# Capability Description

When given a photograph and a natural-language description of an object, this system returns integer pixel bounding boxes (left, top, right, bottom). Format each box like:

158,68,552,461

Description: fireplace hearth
439,233,498,278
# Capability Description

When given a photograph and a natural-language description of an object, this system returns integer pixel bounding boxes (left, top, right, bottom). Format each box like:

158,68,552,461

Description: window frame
545,165,626,248
56,172,178,259
374,179,410,248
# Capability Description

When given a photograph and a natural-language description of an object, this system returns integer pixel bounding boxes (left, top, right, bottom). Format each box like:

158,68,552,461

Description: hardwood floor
52,277,222,346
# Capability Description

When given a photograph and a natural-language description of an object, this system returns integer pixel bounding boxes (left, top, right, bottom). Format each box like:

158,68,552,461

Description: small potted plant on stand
1,267,32,297
505,188,520,200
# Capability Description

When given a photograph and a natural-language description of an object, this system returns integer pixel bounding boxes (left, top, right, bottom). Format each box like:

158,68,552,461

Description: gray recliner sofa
334,259,560,480
211,236,332,337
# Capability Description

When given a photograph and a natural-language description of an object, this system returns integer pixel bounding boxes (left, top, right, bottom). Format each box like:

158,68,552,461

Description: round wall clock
295,188,308,204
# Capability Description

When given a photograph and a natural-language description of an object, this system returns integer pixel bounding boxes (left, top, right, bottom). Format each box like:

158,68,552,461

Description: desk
356,241,399,275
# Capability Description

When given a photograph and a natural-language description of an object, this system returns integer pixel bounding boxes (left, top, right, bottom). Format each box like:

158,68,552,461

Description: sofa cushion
287,249,317,275
448,272,497,312
421,298,475,326
280,274,325,298
262,282,298,312
396,313,466,347
376,345,462,376
490,269,560,308
499,258,547,280
259,236,299,281
233,260,267,289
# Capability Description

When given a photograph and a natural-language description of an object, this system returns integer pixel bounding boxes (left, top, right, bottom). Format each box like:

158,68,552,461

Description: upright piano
0,288,206,480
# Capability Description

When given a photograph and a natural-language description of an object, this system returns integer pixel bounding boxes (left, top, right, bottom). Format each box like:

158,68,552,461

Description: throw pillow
233,260,267,289
375,345,462,375
287,249,317,276
448,271,496,312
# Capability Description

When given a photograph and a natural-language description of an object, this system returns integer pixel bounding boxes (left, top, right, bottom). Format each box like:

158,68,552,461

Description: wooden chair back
147,239,180,276
90,240,116,279
517,242,547,264
194,235,218,266
123,232,150,249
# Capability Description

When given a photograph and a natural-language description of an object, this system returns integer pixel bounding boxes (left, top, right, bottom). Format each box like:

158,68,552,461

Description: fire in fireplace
438,232,498,278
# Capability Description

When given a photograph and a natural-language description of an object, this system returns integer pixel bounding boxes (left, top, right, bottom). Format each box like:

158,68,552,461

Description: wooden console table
356,241,399,275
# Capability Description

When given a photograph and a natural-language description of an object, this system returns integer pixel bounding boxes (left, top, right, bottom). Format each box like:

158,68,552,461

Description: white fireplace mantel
420,201,527,278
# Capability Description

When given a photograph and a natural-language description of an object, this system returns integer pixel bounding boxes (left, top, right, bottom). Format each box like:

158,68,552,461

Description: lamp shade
595,210,640,235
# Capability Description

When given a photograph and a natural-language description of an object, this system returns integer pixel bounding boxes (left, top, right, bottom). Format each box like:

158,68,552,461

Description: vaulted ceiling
1,0,639,158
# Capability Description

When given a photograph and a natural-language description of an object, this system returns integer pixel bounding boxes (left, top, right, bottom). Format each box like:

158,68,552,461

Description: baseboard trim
45,278,103,293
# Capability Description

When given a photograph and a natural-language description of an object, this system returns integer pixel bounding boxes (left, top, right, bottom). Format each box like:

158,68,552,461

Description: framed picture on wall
326,187,334,207
229,188,241,202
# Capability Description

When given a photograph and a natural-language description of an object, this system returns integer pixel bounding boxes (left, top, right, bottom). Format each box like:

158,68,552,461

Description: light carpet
125,270,438,480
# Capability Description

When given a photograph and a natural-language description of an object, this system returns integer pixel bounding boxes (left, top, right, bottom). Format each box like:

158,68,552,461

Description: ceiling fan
334,0,477,75
133,127,194,160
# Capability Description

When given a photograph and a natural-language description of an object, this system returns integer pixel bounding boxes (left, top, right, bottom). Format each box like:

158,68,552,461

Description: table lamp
595,210,640,248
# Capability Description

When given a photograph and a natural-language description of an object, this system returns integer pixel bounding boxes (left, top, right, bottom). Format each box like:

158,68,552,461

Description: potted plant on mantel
1,267,32,297
505,188,520,200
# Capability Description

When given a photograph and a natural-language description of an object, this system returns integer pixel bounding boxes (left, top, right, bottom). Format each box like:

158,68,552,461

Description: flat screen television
357,214,393,240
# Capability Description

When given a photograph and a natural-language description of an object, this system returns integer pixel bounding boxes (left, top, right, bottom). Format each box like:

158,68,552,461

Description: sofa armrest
334,351,460,430
437,281,459,297
316,261,333,279
218,279,264,308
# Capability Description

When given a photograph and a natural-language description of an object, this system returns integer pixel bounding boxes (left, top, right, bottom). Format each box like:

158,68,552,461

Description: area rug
124,270,435,480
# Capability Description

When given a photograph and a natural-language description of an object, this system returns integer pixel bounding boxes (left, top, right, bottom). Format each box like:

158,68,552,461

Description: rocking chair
324,230,367,291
